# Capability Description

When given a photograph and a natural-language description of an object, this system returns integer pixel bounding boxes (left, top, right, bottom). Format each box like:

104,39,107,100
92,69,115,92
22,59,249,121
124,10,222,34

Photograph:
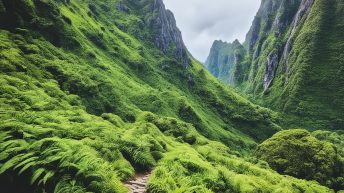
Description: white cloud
163,0,261,62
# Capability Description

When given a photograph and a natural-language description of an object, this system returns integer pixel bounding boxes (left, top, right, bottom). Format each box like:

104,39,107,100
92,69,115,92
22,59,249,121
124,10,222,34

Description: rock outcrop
208,0,303,89
282,0,314,83
148,0,189,67
264,51,279,91
245,0,302,89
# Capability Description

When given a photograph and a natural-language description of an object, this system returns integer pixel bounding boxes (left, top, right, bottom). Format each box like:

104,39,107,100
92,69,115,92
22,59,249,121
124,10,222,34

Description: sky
163,0,261,62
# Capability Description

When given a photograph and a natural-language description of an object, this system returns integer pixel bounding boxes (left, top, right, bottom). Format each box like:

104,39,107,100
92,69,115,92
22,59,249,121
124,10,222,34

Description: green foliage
245,0,344,130
205,40,246,85
147,140,333,193
208,0,344,131
256,129,343,190
0,0,339,192
312,130,344,190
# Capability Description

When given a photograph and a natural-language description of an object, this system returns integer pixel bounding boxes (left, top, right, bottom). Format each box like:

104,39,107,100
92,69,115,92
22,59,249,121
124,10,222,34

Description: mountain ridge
205,0,344,130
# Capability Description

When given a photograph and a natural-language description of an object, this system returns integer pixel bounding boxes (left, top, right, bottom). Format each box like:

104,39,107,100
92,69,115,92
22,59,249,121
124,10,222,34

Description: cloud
163,0,261,62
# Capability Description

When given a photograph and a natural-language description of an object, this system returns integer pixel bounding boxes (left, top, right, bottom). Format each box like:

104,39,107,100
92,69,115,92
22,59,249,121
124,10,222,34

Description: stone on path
125,172,150,193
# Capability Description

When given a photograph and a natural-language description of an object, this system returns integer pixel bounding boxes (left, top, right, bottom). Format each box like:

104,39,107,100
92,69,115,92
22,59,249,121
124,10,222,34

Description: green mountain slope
205,40,246,85
0,0,338,192
206,0,344,130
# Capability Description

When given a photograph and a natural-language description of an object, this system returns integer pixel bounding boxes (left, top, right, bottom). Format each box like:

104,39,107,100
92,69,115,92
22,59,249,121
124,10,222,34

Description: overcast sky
163,0,261,62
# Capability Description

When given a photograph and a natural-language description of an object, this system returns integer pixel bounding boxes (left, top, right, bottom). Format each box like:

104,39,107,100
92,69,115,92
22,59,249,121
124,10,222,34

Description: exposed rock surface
264,51,279,91
125,173,150,193
282,0,314,82
244,0,302,87
208,0,303,89
206,0,344,130
148,0,189,67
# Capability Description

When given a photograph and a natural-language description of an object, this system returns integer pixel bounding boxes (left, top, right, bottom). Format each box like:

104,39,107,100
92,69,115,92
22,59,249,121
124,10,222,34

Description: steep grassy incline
0,0,335,192
206,0,344,130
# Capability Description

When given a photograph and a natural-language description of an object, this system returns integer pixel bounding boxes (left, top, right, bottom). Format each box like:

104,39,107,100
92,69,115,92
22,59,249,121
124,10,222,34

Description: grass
0,0,341,192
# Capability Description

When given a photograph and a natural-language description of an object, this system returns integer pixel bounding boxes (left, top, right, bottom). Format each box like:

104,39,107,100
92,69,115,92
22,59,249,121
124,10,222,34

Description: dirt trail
125,172,150,193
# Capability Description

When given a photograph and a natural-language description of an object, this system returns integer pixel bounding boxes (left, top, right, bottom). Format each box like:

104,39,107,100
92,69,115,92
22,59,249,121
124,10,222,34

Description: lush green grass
0,0,340,192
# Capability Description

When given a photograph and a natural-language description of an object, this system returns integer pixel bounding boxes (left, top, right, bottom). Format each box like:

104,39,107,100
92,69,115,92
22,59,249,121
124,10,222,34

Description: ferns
119,140,157,170
0,129,127,193
0,1,340,191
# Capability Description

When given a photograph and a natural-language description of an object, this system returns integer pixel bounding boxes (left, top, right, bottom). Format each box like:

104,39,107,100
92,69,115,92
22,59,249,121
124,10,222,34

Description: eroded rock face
282,0,314,82
246,0,281,53
272,0,301,33
246,17,261,53
264,51,279,91
149,0,189,67
244,0,303,91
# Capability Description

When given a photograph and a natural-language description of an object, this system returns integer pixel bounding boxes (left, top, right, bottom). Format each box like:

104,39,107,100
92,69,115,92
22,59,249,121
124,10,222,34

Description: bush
255,129,339,187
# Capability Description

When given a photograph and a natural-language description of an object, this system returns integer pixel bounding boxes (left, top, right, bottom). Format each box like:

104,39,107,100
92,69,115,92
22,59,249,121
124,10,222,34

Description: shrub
255,129,338,186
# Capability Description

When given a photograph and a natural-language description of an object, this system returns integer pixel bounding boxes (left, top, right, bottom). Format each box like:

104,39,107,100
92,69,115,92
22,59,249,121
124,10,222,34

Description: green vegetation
205,40,247,85
206,0,344,131
0,0,342,192
256,129,344,190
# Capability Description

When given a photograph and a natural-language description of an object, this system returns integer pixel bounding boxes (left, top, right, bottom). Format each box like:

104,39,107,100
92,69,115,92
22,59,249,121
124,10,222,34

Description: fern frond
0,154,25,174
39,170,55,185
31,168,46,185
18,158,39,175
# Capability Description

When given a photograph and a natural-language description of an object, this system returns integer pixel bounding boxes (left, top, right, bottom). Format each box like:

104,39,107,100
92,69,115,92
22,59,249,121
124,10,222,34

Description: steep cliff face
205,40,246,85
243,0,302,91
206,0,344,130
107,0,190,67
147,0,189,66
282,0,314,82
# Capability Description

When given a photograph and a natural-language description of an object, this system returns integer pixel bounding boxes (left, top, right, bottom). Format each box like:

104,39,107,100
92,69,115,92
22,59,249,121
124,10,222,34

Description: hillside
205,40,246,85
205,0,344,130
0,0,341,192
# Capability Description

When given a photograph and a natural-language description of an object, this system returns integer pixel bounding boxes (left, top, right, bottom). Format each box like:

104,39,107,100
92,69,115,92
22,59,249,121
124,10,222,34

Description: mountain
205,39,246,85
0,0,341,192
206,0,344,130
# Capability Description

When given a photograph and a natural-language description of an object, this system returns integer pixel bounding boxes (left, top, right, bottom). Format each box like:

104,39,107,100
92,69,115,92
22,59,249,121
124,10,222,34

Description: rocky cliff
206,0,344,130
148,0,190,67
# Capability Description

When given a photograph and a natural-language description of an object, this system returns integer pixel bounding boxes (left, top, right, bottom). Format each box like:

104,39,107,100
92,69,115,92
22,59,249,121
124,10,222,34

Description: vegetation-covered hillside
205,40,246,85
206,0,344,130
0,0,342,192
